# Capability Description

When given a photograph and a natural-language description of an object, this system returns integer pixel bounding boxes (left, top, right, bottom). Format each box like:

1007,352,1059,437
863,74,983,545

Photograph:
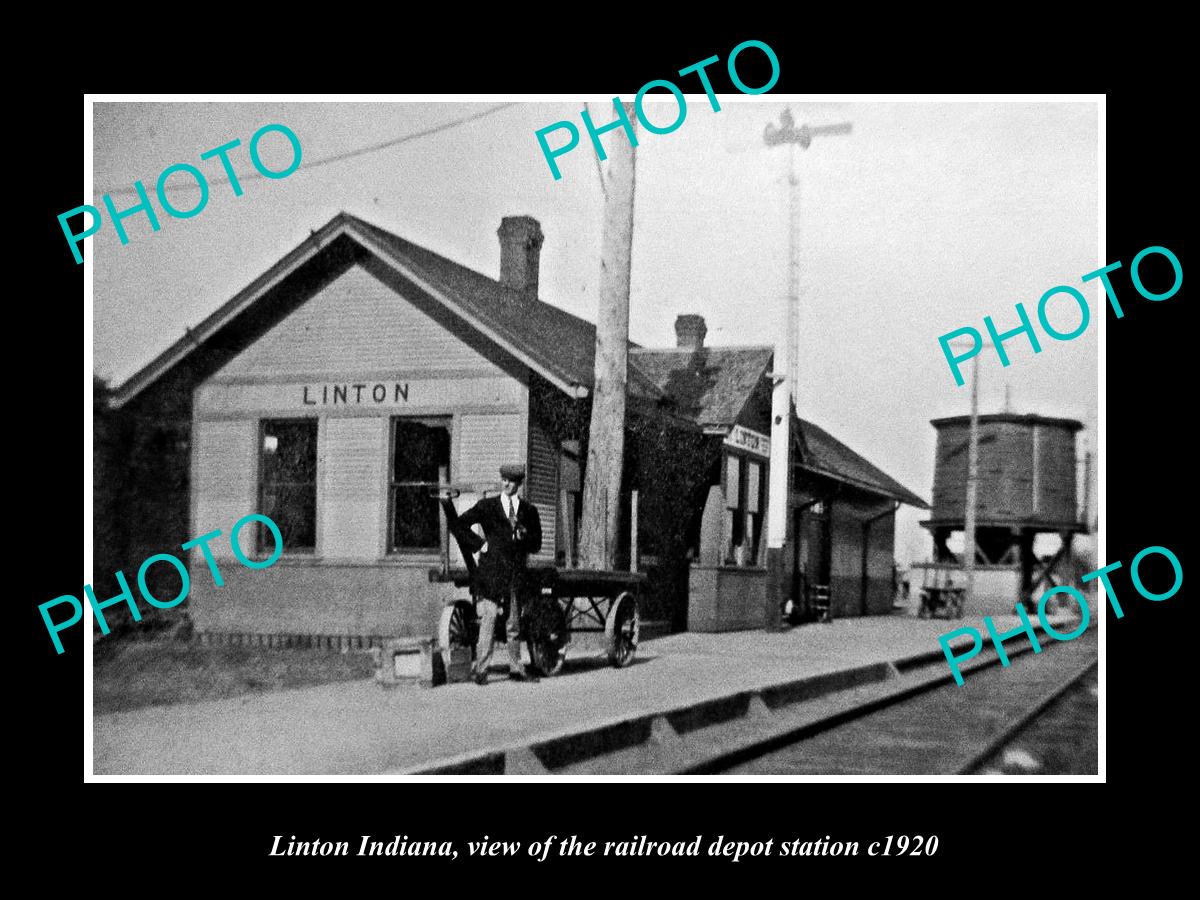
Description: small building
105,211,927,642
785,416,931,621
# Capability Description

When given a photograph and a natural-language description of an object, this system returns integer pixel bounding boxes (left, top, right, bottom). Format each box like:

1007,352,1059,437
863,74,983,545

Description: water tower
921,413,1085,609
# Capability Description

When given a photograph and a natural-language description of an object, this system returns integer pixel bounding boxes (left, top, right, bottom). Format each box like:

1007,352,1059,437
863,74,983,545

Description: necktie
507,497,517,529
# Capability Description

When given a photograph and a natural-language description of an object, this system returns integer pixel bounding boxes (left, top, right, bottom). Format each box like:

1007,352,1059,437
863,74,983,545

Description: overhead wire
95,103,520,197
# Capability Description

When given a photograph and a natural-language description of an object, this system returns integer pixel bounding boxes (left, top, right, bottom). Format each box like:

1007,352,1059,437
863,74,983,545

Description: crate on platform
371,638,439,688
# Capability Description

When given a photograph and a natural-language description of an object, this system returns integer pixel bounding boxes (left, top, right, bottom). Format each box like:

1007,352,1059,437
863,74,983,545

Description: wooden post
579,103,637,571
1080,450,1092,532
630,489,639,572
964,353,981,613
437,464,450,577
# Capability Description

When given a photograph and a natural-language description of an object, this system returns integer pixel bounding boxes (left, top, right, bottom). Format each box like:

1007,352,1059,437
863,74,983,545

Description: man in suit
456,463,543,684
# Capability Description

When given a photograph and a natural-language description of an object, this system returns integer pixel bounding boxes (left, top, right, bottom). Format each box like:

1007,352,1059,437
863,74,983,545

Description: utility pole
948,337,992,615
762,109,851,628
1080,447,1092,533
579,104,637,570
764,110,853,400
963,352,981,613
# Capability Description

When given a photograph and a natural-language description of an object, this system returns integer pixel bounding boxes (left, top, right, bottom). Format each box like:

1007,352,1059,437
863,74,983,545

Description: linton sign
724,425,770,458
194,376,525,418
303,382,410,405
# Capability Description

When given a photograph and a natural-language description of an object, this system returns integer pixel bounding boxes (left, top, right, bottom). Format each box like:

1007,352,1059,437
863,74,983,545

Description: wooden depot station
104,213,927,646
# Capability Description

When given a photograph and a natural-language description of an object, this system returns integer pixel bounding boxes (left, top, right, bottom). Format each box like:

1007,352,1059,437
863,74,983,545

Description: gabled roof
795,417,930,509
629,348,929,510
349,216,667,404
107,212,928,511
113,211,665,408
631,346,774,430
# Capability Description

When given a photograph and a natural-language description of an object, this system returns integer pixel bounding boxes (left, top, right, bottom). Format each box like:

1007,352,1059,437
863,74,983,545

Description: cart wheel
438,600,476,673
525,595,567,677
605,591,639,668
528,635,566,677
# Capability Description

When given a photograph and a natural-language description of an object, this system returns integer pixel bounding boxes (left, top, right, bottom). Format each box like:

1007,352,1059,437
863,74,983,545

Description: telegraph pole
579,104,637,570
1080,446,1092,533
948,338,992,615
963,352,981,612
762,109,851,628
764,110,853,401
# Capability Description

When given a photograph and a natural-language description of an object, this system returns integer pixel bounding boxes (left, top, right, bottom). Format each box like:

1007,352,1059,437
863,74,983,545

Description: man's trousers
473,591,522,675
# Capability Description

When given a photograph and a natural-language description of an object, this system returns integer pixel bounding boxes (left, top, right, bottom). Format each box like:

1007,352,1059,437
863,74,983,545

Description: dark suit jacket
456,494,542,601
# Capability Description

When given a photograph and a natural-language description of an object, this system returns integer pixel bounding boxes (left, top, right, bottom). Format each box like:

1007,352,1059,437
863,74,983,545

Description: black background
19,26,1189,886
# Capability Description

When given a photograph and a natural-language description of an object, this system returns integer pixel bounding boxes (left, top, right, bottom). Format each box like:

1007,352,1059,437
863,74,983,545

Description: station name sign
724,425,770,458
302,382,410,406
195,376,524,419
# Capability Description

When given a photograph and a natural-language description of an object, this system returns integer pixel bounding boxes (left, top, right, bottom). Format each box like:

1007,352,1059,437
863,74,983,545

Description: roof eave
795,463,930,509
112,214,356,408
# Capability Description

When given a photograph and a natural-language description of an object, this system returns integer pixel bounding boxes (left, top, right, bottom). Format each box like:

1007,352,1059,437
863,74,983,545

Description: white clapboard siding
454,413,522,568
217,264,502,379
457,414,523,483
193,420,256,558
321,418,386,558
528,419,557,563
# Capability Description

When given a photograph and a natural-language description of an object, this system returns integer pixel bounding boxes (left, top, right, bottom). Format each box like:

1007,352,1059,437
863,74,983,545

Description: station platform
92,608,1090,776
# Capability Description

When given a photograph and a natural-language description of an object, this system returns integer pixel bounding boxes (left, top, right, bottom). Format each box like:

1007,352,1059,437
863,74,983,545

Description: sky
91,98,1099,566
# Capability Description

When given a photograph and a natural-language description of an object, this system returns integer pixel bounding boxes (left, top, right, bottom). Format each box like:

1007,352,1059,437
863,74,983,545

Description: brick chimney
497,216,544,298
675,314,707,350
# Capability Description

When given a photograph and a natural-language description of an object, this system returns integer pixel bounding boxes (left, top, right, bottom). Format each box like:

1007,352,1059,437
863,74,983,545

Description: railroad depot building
106,212,926,643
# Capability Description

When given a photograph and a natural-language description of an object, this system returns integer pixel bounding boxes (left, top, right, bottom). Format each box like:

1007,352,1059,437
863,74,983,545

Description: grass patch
94,639,376,715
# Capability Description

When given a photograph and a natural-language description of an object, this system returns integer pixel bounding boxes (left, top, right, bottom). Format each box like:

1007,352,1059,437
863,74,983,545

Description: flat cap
499,464,527,482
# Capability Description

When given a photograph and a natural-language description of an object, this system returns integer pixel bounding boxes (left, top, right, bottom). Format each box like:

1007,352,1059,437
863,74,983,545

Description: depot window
258,418,318,552
390,417,452,553
724,453,765,565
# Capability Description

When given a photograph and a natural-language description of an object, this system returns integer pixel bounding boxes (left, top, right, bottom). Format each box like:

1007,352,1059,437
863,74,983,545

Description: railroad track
715,628,1097,775
406,622,1098,775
